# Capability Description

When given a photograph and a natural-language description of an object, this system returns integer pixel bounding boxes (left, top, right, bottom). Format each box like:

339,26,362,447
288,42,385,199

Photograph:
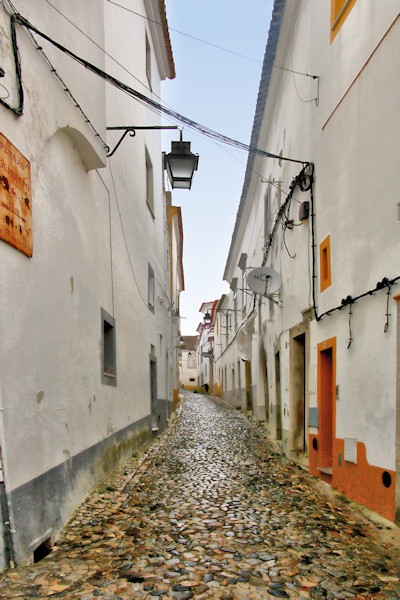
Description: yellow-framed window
331,0,357,42
320,235,332,292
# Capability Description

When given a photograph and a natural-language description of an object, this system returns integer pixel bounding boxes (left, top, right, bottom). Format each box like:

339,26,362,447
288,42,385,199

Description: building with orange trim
220,0,400,522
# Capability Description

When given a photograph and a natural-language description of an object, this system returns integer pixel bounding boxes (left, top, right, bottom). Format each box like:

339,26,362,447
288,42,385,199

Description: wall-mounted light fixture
203,311,212,324
106,125,199,190
164,129,199,190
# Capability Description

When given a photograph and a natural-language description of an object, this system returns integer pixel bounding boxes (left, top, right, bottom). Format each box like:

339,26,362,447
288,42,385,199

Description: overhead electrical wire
6,12,308,166
308,177,400,335
106,0,263,65
44,0,271,183
96,171,115,317
108,163,149,309
6,8,394,339
44,0,278,181
44,0,156,97
261,165,399,339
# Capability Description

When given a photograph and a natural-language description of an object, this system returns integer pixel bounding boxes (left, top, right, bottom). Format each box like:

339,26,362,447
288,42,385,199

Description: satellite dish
247,267,282,296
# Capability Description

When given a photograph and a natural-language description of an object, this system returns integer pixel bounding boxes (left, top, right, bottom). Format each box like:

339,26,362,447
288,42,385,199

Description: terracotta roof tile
159,0,176,79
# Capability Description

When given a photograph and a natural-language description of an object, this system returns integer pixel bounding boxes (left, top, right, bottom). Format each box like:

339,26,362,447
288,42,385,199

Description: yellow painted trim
330,0,358,43
320,235,332,292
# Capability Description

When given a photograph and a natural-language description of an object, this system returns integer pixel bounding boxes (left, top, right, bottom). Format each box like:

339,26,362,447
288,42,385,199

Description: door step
317,467,333,475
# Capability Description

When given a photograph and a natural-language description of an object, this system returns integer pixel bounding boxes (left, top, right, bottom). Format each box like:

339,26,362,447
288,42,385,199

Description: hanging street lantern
203,311,212,324
164,130,199,190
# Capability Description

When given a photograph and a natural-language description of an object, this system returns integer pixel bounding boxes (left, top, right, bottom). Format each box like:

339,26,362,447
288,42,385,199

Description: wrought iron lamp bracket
107,128,136,158
106,125,179,158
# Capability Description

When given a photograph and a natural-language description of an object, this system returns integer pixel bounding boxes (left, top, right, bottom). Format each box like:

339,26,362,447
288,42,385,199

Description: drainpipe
0,381,16,568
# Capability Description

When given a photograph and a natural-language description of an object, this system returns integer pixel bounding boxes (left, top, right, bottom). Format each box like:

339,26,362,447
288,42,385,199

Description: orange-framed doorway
317,337,336,475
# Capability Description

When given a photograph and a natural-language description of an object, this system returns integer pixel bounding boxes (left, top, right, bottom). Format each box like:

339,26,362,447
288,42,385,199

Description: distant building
167,199,185,405
179,336,199,391
197,302,218,393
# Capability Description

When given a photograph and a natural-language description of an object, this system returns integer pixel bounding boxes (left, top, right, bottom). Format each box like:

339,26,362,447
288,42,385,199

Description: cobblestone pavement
1,393,400,599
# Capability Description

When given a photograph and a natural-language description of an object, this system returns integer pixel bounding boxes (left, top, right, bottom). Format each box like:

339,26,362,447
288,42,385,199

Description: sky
161,1,274,336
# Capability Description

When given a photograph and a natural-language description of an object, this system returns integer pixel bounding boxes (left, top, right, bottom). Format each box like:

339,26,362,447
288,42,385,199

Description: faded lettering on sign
0,132,32,257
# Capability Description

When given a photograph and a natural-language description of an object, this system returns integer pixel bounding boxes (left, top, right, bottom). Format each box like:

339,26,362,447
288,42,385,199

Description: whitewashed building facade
179,335,198,391
221,0,400,522
196,301,217,393
0,0,180,567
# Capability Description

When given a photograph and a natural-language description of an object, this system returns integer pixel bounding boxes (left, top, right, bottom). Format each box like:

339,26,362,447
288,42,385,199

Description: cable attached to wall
7,11,309,166
0,13,23,115
315,275,400,330
345,298,353,349
384,284,391,333
96,171,115,318
263,163,313,265
108,162,149,309
264,164,399,344
310,170,400,340
6,10,397,345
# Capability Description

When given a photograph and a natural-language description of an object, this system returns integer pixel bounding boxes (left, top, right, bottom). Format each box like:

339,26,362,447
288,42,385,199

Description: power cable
108,162,149,309
106,0,263,65
44,0,260,176
9,12,308,166
0,11,23,115
96,171,115,317
44,0,156,97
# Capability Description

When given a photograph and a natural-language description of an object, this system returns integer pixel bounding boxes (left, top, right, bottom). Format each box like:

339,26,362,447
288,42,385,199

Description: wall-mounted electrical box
299,200,309,221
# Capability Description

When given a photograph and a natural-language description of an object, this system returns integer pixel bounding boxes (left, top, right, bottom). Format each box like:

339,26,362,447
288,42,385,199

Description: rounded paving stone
0,393,399,599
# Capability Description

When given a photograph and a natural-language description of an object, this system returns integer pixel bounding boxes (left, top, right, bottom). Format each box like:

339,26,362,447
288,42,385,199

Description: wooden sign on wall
0,132,32,257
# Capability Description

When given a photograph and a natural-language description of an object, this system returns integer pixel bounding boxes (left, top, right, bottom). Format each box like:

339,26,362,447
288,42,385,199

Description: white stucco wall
180,350,198,389
0,0,175,563
222,0,400,480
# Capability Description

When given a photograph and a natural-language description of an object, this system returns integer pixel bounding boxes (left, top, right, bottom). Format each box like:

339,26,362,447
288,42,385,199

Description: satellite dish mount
246,267,282,306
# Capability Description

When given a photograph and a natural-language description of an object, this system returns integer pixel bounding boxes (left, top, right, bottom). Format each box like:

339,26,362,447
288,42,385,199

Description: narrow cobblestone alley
1,393,399,600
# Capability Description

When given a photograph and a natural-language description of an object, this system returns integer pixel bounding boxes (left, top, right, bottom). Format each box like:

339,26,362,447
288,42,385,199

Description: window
187,353,196,369
264,184,271,246
233,293,238,331
148,263,155,309
238,253,247,313
331,0,357,41
320,235,332,292
145,32,152,90
101,308,116,386
145,147,154,215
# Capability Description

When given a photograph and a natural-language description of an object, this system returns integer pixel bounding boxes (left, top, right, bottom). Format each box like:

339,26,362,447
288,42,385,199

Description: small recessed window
101,308,116,386
320,235,332,292
148,263,155,310
145,32,152,91
187,353,196,369
145,147,154,215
